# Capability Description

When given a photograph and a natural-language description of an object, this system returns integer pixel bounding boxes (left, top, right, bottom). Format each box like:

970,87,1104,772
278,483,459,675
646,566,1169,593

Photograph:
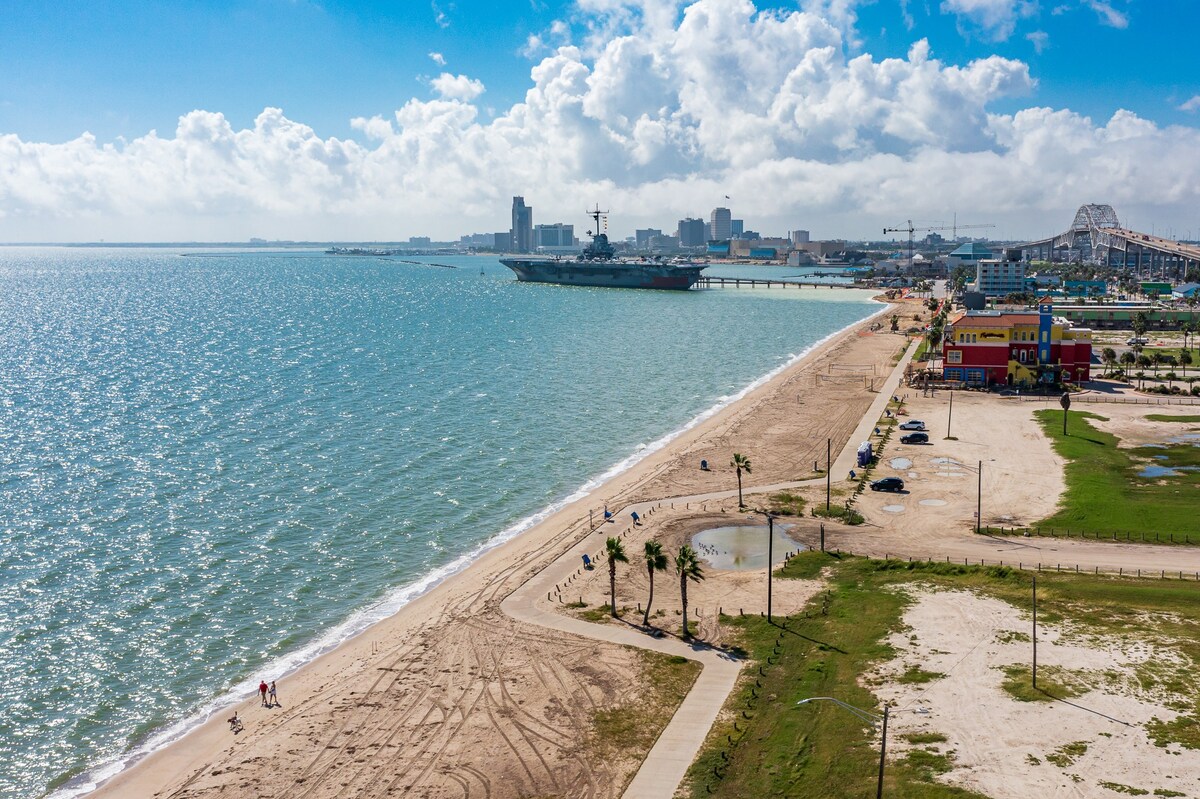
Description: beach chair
582,554,594,570
631,511,641,526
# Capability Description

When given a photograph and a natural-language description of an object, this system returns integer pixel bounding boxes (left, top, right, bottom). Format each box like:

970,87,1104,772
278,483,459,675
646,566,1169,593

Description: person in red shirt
259,680,269,706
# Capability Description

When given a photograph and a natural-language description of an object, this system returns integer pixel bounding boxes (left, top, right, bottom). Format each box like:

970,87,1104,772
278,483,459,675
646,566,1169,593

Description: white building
974,258,1026,297
709,207,731,241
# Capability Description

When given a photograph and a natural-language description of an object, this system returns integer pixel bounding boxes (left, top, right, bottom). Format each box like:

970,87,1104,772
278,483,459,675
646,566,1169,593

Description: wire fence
861,550,1200,581
979,525,1198,545
1017,394,1200,405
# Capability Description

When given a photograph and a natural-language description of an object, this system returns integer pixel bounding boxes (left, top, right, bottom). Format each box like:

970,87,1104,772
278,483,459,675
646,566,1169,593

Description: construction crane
883,216,995,262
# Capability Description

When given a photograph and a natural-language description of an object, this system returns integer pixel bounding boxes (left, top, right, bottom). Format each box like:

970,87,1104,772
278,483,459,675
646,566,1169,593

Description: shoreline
76,293,895,799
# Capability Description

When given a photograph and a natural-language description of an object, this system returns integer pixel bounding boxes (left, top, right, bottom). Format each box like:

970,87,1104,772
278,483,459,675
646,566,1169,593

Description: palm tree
731,453,752,507
675,545,705,639
605,536,628,618
1132,312,1149,340
1101,347,1117,378
1150,351,1163,377
642,540,668,626
1181,348,1193,378
1119,350,1136,376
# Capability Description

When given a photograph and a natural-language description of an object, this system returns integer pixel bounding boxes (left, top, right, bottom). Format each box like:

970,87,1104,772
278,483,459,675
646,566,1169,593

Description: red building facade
942,303,1093,387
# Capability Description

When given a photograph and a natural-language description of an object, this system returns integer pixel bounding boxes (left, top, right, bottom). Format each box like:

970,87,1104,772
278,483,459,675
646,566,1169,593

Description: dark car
870,477,905,492
900,432,929,445
898,420,926,431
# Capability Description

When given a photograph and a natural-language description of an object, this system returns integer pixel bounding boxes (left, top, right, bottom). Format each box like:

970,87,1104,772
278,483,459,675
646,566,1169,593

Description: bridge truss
1019,203,1200,278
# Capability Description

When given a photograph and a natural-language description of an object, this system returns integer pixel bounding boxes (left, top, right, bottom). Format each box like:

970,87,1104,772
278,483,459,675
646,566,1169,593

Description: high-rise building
709,207,732,241
534,223,575,248
731,219,744,238
511,196,533,253
635,228,663,249
678,218,706,247
791,229,811,244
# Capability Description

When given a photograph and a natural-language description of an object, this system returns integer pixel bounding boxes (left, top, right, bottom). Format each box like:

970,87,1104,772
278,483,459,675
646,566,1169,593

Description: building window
1019,350,1027,363
1042,331,1048,342
947,350,962,364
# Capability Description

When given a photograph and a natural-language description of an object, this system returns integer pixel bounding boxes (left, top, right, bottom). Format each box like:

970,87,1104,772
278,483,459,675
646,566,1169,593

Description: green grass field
683,553,1200,798
1033,410,1200,536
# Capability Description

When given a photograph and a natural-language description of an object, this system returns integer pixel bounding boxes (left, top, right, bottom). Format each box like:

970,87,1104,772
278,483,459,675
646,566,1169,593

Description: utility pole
826,438,831,513
976,460,982,533
767,513,774,623
877,704,889,799
1032,575,1038,689
946,390,953,439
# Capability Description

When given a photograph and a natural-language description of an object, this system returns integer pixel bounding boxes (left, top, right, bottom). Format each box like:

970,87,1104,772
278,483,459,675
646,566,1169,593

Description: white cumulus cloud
430,72,486,101
1180,95,1200,113
428,51,446,66
0,0,1197,243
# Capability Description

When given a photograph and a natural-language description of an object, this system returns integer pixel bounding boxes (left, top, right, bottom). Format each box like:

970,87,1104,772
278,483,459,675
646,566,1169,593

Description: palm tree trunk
643,566,654,626
610,561,618,617
680,574,690,638
736,467,743,507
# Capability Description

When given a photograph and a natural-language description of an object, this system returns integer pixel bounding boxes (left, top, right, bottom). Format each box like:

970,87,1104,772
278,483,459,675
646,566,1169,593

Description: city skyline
2,1,1200,242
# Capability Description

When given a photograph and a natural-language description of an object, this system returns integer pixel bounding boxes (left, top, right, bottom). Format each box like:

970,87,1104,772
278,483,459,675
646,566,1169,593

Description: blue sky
2,0,1194,143
1,0,1198,241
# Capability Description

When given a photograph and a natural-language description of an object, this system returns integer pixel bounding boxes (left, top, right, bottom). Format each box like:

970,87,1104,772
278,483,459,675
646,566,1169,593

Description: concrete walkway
503,335,1200,798
500,340,920,798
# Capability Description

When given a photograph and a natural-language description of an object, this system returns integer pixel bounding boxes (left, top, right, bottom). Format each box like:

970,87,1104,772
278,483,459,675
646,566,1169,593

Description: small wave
63,299,887,799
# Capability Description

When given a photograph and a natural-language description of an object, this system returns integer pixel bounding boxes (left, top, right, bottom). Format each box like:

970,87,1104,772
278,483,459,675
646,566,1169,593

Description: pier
696,276,853,289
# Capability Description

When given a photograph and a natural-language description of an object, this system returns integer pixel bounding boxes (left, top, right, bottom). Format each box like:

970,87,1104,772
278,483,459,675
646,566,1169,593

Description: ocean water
0,248,879,798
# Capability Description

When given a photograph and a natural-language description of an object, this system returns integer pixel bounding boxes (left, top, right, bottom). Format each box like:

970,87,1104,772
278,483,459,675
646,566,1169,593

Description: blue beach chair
582,554,594,570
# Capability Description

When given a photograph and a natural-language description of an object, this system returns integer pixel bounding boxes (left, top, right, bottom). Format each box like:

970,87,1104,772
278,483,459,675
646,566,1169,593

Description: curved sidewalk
500,340,920,798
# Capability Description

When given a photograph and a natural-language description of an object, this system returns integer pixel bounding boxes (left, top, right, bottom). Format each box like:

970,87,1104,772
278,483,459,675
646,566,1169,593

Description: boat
500,207,706,290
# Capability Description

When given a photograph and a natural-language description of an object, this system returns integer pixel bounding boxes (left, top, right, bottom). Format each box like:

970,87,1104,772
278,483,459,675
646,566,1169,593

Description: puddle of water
889,457,913,470
1167,433,1200,446
691,525,805,571
1140,464,1180,478
882,505,905,513
919,499,947,506
1154,454,1169,460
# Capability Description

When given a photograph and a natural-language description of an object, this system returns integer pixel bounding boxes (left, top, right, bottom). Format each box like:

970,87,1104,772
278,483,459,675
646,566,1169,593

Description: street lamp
745,507,779,622
796,697,889,798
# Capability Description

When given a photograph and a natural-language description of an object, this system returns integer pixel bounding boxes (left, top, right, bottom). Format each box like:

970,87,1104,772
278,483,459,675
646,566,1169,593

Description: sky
1,0,1199,242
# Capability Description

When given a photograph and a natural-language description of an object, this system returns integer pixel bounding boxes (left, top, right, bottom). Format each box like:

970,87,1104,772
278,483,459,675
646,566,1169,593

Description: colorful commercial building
941,298,1093,386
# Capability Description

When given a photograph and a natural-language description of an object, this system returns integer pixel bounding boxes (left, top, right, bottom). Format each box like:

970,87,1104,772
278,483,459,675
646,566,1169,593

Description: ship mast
587,205,609,240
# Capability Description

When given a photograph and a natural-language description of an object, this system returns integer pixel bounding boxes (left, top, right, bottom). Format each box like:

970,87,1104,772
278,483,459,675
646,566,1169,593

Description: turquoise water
0,248,878,798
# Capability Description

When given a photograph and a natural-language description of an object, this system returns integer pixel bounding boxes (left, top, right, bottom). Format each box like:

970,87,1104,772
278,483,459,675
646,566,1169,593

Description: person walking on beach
268,680,278,708
259,680,269,707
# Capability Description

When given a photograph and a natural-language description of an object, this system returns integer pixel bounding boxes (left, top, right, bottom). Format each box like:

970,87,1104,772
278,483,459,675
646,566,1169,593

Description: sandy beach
84,295,912,799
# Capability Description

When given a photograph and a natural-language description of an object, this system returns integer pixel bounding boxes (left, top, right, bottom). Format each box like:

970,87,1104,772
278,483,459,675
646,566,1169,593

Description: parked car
900,432,930,445
1126,337,1149,346
898,420,926,431
870,477,905,492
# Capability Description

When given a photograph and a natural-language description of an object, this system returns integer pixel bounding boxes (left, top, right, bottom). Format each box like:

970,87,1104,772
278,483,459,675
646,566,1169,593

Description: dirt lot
874,587,1200,798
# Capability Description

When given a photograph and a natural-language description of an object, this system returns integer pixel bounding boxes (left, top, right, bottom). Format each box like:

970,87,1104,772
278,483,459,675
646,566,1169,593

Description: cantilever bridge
1019,204,1200,278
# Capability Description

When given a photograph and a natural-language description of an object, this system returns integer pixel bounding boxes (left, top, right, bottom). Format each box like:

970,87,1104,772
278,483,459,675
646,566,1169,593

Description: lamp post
796,697,889,798
746,508,778,622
